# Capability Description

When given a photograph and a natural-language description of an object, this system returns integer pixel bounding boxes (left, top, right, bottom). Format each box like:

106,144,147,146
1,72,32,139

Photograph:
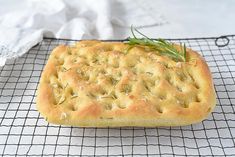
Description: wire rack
0,36,235,157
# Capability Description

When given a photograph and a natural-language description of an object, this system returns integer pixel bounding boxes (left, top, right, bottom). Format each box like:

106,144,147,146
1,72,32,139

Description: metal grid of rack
0,36,235,156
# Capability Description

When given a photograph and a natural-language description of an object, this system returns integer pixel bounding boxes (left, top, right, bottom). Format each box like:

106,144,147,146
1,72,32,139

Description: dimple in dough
36,40,216,127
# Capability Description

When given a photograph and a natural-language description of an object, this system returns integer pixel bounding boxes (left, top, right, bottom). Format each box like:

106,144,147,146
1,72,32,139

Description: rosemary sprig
125,26,187,62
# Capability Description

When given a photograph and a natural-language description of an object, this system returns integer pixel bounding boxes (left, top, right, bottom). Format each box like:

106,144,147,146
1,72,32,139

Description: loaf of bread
36,40,216,127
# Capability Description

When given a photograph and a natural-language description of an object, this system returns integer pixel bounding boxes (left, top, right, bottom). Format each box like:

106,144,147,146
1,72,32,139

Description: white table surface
115,0,235,39
0,1,235,156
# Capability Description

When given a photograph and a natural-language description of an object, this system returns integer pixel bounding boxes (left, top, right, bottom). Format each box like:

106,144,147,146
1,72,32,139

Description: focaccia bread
36,40,216,127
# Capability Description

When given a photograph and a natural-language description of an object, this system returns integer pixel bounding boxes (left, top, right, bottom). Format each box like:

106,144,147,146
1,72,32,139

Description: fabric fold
0,0,166,66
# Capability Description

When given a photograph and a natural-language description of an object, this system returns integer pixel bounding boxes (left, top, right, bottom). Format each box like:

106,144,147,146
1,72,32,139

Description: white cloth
0,0,165,66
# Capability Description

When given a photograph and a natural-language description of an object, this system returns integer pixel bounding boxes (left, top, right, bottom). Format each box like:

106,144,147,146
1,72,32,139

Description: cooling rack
0,36,235,157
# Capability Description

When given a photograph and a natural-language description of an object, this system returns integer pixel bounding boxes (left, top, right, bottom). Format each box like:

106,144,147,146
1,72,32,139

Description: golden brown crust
36,41,216,127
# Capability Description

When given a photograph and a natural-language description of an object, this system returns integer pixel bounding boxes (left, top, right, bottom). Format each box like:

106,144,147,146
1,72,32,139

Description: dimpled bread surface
36,40,216,127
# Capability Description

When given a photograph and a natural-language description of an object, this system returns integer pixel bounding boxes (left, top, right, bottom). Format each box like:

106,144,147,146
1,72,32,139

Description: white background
0,0,235,39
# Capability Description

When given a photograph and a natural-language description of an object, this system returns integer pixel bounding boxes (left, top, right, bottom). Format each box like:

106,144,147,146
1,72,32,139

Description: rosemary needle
125,26,187,62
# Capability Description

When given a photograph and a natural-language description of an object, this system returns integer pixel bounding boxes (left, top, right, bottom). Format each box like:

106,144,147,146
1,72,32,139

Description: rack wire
0,36,235,157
